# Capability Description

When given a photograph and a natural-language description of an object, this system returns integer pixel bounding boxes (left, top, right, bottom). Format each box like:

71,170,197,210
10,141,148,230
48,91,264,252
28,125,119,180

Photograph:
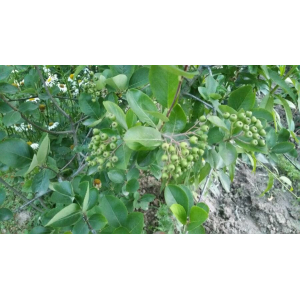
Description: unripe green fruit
258,139,266,146
192,147,199,154
190,136,198,144
111,136,117,142
103,151,110,158
88,144,93,149
187,155,194,162
108,113,116,121
246,111,252,117
238,112,246,121
175,166,182,174
194,154,200,161
196,130,204,136
93,140,100,146
245,117,251,125
97,158,104,165
106,162,112,169
100,144,106,151
94,135,101,141
180,142,188,149
245,131,253,138
88,88,93,94
93,128,100,135
235,121,244,128
162,173,169,179
199,134,208,141
161,154,168,162
230,114,237,122
92,98,96,103
171,155,179,162
182,149,189,156
87,161,93,166
112,156,118,163
200,125,209,132
97,165,103,171
110,143,116,150
253,133,260,140
91,151,97,156
243,125,249,131
90,161,96,167
96,149,102,155
168,164,175,171
251,139,258,146
162,143,170,151
223,112,230,119
256,123,263,130
112,122,118,128
100,133,108,140
181,159,188,167
163,166,168,172
86,156,91,161
169,145,176,154
198,142,206,150
259,129,266,136
199,115,207,122
251,116,257,123
250,126,258,133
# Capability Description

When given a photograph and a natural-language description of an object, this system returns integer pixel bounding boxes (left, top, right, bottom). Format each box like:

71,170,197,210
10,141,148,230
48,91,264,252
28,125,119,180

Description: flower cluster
12,123,33,132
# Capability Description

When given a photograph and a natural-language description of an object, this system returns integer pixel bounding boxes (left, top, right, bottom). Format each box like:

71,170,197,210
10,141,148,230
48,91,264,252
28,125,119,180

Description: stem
83,214,97,234
197,167,213,202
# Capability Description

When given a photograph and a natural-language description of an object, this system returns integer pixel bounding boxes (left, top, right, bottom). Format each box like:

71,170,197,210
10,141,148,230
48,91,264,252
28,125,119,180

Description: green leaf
0,130,7,141
179,185,194,216
127,168,140,181
49,191,73,204
0,65,13,81
145,110,169,122
0,138,33,169
219,142,237,166
99,194,128,228
129,67,149,89
170,203,187,225
109,65,135,79
125,109,137,128
260,173,274,196
162,104,186,133
32,169,51,196
81,181,90,213
235,138,268,154
0,83,18,94
137,150,156,167
228,85,255,111
123,212,144,234
113,227,130,234
207,115,229,132
126,178,140,193
49,181,74,200
37,134,50,165
164,185,189,214
0,188,6,206
3,111,22,126
218,105,238,115
189,206,209,223
266,128,277,148
73,65,87,79
207,127,225,145
276,95,295,131
218,170,231,192
89,214,107,231
252,108,273,121
78,93,101,119
206,75,218,94
105,74,128,91
46,204,82,227
197,202,210,214
103,101,128,130
149,66,179,108
124,126,162,151
113,144,133,170
159,65,198,79
126,89,159,127
0,208,13,221
25,154,39,175
271,142,294,154
19,102,38,113
108,169,126,184
187,223,205,234
29,226,51,234
269,70,296,101
72,218,89,234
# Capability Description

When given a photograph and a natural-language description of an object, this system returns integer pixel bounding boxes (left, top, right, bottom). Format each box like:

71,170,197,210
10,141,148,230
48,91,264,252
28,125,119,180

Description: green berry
199,134,208,141
198,142,206,150
100,144,106,151
112,122,118,128
161,154,168,162
190,136,198,144
251,116,257,123
196,130,204,136
171,155,179,162
250,126,258,133
103,151,109,158
200,125,209,132
180,142,188,149
106,162,112,169
235,121,244,128
251,139,258,146
97,158,104,165
243,125,249,131
223,112,230,119
108,113,116,121
199,115,207,122
194,154,200,161
180,159,188,167
259,129,266,136
182,149,189,157
245,111,252,118
230,114,237,122
192,148,199,154
175,166,182,174
110,143,116,150
93,128,100,135
245,117,251,125
169,145,176,154
258,139,266,146
100,133,108,140
162,143,170,151
238,112,246,121
256,122,263,130
162,173,169,179
187,155,194,162
253,133,260,140
112,156,118,163
111,136,117,142
246,131,253,138
168,164,175,171
97,165,103,171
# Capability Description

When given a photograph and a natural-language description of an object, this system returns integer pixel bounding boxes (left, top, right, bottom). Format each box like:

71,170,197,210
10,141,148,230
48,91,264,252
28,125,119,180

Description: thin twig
183,92,214,110
83,214,97,234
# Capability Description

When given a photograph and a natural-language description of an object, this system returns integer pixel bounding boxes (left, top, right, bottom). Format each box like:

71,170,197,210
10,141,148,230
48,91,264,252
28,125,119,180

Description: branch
83,214,97,234
182,92,214,110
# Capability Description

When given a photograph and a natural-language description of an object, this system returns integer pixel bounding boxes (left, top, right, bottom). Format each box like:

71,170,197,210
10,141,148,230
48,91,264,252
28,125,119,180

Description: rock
276,213,286,224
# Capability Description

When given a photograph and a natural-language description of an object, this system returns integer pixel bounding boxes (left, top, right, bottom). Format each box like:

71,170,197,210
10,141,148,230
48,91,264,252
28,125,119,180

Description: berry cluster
81,73,108,102
223,110,266,146
87,128,119,171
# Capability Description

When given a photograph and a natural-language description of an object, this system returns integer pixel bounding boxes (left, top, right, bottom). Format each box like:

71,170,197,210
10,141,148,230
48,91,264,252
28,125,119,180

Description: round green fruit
258,139,266,146
235,121,244,128
111,122,118,128
111,136,117,142
100,133,108,140
180,142,188,149
200,125,209,132
243,125,249,131
251,116,257,123
245,131,253,138
259,129,266,136
168,164,175,171
223,112,230,119
162,143,170,151
238,112,246,121
245,117,251,125
171,155,179,162
189,136,198,144
187,155,194,162
162,173,169,179
230,114,237,122
251,139,258,146
110,143,116,150
199,115,207,122
103,151,110,158
182,149,189,157
198,149,205,156
192,147,199,154
169,145,176,154
246,111,252,117
161,154,169,162
93,128,100,135
250,126,258,133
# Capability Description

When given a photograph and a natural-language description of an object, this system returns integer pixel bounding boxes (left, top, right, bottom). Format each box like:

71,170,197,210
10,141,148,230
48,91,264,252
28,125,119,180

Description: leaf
218,170,231,192
123,212,144,234
271,142,294,154
103,101,128,130
126,89,159,127
207,127,225,145
164,185,189,214
219,142,237,166
0,130,7,141
276,95,295,131
266,128,277,148
3,111,22,126
159,65,198,79
170,203,187,225
235,138,268,154
0,188,6,206
32,169,51,196
113,227,130,234
89,214,107,231
29,226,51,234
260,173,274,196
162,105,186,134
129,67,149,89
99,194,128,228
149,66,179,108
125,109,137,128
126,178,140,193
228,85,255,111
113,144,132,170
49,191,73,204
105,74,128,91
0,65,13,81
46,204,82,227
187,223,205,234
179,185,194,216
145,110,169,122
81,181,90,213
0,138,33,169
0,83,18,94
207,115,229,132
37,134,50,165
197,202,210,214
19,102,38,113
72,218,89,234
269,69,296,101
206,75,218,94
25,154,39,175
127,168,140,181
108,169,126,184
78,93,101,119
252,108,273,121
73,65,86,78
49,181,74,200
0,208,13,221
190,206,209,223
124,126,162,151
109,65,135,79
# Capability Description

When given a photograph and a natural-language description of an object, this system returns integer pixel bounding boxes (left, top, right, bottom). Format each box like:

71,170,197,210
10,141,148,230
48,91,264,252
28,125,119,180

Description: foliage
0,65,299,234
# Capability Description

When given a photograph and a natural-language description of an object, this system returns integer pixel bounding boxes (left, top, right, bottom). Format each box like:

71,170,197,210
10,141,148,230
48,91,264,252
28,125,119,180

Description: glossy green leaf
113,227,130,234
49,191,73,204
3,111,22,126
108,169,126,184
164,185,189,214
32,169,51,196
0,83,18,94
228,85,255,111
89,214,107,231
72,218,89,234
103,101,128,130
170,203,187,225
125,109,137,128
276,95,295,131
109,65,135,79
126,178,140,193
271,142,294,154
29,226,51,234
187,223,205,234
0,130,7,141
219,142,237,166
49,181,74,200
252,108,273,121
129,67,149,88
260,173,274,196
37,134,50,165
218,169,231,192
207,115,229,132
0,65,13,81
46,204,81,227
190,206,209,223
0,208,13,221
123,212,144,234
207,127,225,145
113,144,133,170
160,65,198,79
105,74,128,91
81,181,90,212
78,93,101,119
197,202,210,214
162,105,186,133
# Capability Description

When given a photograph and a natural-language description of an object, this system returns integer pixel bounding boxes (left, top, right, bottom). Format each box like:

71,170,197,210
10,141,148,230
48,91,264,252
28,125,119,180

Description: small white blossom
43,65,51,74
30,143,39,150
57,83,67,93
45,74,58,87
48,122,59,130
11,69,19,73
26,97,40,103
13,123,33,132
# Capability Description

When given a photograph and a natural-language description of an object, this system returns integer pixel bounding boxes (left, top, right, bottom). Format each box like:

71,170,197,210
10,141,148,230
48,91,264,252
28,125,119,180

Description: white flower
26,97,40,103
57,83,67,93
48,122,59,130
11,69,19,73
43,65,51,74
13,123,33,132
83,68,90,74
30,143,39,150
45,74,58,87
68,74,74,83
